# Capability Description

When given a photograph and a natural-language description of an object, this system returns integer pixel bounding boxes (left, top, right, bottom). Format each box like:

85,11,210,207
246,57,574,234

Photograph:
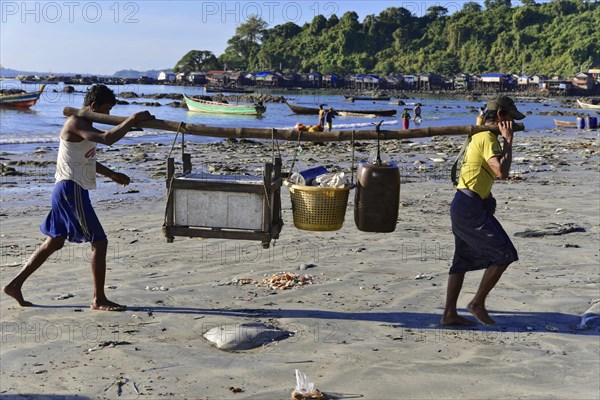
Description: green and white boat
183,95,265,115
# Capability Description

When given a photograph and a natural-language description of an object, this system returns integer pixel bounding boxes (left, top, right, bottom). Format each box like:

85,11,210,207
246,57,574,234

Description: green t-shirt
456,131,501,199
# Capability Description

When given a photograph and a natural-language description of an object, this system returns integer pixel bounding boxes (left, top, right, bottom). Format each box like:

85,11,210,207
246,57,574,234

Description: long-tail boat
553,118,577,128
344,94,391,101
0,84,46,108
285,101,396,117
184,95,265,115
576,99,600,110
205,86,254,94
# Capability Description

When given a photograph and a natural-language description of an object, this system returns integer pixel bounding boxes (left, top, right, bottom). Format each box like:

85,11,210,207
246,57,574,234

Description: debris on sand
258,272,315,291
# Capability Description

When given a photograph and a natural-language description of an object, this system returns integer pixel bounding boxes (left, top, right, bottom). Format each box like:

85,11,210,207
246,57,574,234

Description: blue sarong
40,180,106,243
450,190,518,274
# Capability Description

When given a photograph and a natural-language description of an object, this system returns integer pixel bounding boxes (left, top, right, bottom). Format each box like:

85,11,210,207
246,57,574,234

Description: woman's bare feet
467,302,496,326
90,299,127,312
441,313,476,326
3,283,34,307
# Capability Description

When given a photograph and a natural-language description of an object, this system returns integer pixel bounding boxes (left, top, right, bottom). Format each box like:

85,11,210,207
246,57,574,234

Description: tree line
173,0,599,78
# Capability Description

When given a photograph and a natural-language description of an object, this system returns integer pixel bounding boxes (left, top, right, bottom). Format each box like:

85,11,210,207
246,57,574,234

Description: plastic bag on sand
314,172,349,188
577,299,600,329
291,369,327,400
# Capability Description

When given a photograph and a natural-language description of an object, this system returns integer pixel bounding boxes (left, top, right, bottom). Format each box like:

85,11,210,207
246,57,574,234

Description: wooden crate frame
163,154,283,248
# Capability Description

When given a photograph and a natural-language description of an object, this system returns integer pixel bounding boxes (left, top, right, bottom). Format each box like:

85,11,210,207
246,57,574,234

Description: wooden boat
0,84,46,108
336,111,377,118
184,95,265,115
19,75,59,84
20,79,59,84
554,118,577,128
285,102,320,115
576,99,600,110
206,86,253,93
285,101,396,117
344,94,391,101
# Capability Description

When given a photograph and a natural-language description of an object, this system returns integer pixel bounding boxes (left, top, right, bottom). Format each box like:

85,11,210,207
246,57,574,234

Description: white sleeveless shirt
55,138,97,190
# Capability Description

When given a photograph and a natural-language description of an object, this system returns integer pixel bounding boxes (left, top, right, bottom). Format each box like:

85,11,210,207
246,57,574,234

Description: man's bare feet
441,314,476,326
90,299,127,312
467,302,496,326
3,284,34,307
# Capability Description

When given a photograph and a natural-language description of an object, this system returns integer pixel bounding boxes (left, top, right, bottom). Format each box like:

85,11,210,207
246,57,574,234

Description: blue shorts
449,190,518,274
40,180,106,243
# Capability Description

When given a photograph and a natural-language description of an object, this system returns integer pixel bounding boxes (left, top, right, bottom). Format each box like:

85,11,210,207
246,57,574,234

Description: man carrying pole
3,85,154,311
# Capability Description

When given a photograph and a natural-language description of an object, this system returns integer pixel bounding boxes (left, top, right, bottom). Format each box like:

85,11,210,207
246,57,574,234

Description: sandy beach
1,130,599,399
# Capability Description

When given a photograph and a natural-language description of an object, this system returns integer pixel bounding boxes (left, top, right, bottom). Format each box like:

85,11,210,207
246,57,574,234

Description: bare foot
441,314,476,326
467,302,496,326
90,299,127,312
3,284,34,307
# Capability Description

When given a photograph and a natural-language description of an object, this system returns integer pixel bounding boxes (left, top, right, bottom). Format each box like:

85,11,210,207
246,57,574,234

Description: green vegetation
174,0,599,77
173,50,219,73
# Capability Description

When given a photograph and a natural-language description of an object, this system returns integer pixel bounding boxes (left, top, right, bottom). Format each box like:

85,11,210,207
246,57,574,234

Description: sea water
1,79,597,154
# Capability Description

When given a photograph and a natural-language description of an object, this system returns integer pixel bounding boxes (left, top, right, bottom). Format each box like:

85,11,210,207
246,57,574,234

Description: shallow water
1,79,598,154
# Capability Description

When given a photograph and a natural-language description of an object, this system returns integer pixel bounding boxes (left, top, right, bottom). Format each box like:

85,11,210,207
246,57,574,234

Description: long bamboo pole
63,107,524,142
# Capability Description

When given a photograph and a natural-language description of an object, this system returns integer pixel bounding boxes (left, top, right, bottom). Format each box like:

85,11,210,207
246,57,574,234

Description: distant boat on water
0,84,46,108
205,86,253,94
285,101,396,117
18,75,60,84
20,79,60,84
184,95,265,115
576,99,600,110
553,118,577,128
344,94,391,101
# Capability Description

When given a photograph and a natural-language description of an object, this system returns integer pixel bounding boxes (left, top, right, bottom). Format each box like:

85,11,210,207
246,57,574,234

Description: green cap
486,96,526,120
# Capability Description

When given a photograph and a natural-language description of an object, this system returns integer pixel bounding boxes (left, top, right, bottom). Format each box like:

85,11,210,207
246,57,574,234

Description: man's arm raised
70,111,154,146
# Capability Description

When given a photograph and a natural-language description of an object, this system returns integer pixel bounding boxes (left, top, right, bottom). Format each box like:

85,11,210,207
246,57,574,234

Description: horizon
1,0,547,76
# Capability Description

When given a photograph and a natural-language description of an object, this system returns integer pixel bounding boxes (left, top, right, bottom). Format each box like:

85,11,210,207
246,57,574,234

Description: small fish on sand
204,322,293,350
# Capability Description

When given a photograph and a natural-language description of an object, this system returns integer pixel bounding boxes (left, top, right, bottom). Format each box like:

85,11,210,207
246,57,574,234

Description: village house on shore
14,64,600,97
155,66,600,96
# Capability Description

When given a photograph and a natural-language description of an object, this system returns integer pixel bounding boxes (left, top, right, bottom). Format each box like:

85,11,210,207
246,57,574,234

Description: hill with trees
174,0,599,77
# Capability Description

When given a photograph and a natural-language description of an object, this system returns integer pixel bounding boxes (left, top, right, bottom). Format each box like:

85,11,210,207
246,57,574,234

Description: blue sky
1,0,535,75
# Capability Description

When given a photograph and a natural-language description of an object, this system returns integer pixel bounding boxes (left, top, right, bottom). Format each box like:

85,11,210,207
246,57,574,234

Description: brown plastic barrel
354,161,400,232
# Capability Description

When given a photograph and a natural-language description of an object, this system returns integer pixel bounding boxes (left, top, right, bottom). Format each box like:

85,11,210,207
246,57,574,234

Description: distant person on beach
413,103,422,122
2,84,154,311
401,108,411,129
441,95,525,327
318,104,326,127
325,107,335,132
476,106,485,125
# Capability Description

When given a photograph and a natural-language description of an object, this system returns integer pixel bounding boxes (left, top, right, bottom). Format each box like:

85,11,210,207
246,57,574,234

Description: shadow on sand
23,303,597,336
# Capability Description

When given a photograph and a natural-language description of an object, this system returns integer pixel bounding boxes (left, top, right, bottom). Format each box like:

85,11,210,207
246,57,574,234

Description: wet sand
1,129,599,399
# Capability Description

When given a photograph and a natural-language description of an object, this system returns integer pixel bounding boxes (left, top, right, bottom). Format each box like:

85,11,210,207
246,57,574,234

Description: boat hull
577,99,600,110
206,86,253,93
344,95,391,101
286,102,396,117
554,118,577,128
20,80,59,84
0,85,45,108
184,95,264,115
